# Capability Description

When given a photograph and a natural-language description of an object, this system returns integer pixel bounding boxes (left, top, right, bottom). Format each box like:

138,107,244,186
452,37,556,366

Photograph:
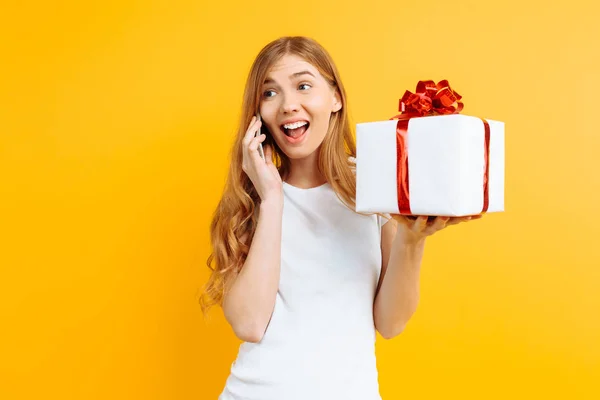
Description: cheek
259,102,274,118
259,104,279,132
304,94,330,113
304,93,336,125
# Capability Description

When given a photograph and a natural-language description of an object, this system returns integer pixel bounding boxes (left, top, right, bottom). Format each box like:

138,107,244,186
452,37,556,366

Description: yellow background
1,0,599,399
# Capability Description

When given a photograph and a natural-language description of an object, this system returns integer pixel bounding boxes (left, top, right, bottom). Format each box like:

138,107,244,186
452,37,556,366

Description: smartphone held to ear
256,114,265,160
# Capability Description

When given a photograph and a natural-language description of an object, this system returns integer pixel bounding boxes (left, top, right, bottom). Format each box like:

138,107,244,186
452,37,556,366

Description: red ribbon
390,80,490,215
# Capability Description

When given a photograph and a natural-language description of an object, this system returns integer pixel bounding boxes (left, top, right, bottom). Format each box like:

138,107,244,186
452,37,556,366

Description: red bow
392,79,464,119
390,80,489,216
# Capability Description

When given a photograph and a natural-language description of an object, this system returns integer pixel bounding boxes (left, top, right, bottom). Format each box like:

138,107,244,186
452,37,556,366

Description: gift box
355,80,504,217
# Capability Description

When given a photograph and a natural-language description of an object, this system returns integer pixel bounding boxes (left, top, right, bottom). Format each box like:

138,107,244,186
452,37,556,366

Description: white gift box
355,114,505,216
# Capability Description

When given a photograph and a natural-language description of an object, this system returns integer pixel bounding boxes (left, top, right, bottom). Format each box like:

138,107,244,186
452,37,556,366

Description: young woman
201,36,479,400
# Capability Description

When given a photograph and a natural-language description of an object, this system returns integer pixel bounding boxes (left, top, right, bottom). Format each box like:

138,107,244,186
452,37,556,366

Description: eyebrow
263,70,316,85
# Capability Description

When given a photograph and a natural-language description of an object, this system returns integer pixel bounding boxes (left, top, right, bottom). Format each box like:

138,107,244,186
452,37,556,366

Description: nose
280,92,300,114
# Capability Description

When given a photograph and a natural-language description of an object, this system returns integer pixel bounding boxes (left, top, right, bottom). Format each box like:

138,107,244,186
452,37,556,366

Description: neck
284,152,326,189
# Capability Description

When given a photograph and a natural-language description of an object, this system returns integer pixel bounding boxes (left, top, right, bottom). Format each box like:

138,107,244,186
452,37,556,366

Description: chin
287,151,316,160
274,126,325,159
277,142,320,160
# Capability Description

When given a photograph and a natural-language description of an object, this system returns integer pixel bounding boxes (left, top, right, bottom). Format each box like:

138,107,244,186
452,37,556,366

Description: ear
332,90,342,113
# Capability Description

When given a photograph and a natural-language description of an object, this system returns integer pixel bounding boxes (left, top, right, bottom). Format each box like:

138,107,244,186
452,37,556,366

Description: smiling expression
258,54,342,160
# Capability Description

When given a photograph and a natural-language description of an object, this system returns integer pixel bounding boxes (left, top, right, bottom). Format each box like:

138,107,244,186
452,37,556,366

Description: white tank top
219,180,387,400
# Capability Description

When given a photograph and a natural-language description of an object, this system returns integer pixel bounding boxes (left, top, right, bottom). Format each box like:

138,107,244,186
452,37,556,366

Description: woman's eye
263,90,276,98
299,83,312,90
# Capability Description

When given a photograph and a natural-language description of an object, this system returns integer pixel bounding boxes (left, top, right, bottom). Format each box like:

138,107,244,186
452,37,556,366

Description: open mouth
281,121,310,141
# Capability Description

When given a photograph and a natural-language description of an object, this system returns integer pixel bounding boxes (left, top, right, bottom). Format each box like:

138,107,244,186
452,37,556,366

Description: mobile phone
256,113,265,160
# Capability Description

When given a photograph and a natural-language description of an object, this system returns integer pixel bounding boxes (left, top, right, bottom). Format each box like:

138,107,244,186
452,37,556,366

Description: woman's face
258,54,341,161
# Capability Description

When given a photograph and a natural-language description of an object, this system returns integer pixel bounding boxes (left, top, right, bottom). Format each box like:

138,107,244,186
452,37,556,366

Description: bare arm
373,215,478,339
373,218,424,339
222,198,283,343
222,116,284,343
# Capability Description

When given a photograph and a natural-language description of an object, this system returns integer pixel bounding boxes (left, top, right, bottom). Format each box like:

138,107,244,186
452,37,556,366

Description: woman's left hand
390,214,482,245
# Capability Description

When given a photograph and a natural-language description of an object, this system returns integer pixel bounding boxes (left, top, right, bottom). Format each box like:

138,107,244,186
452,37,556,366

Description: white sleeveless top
219,180,389,400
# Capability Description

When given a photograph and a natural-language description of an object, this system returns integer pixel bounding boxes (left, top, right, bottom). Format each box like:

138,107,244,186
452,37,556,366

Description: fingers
446,215,479,226
391,214,408,225
248,133,266,150
393,213,483,235
242,116,265,161
411,216,428,232
248,134,267,163
394,215,429,231
242,117,265,175
243,116,262,145
248,134,267,154
428,216,449,233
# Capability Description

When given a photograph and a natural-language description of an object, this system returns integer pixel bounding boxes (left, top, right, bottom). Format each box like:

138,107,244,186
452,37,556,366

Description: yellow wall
2,0,599,399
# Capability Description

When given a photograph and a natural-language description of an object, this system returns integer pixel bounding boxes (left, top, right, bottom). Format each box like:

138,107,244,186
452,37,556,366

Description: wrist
394,229,426,248
261,195,283,210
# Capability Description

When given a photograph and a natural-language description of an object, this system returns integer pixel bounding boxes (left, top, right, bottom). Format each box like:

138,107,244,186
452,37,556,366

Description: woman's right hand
242,116,283,203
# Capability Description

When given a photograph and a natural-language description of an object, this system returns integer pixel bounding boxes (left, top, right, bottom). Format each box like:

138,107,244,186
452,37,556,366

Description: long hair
200,36,357,317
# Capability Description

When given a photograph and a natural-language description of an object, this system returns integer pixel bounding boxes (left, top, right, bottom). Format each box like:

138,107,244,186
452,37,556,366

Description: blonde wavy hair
200,36,358,317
